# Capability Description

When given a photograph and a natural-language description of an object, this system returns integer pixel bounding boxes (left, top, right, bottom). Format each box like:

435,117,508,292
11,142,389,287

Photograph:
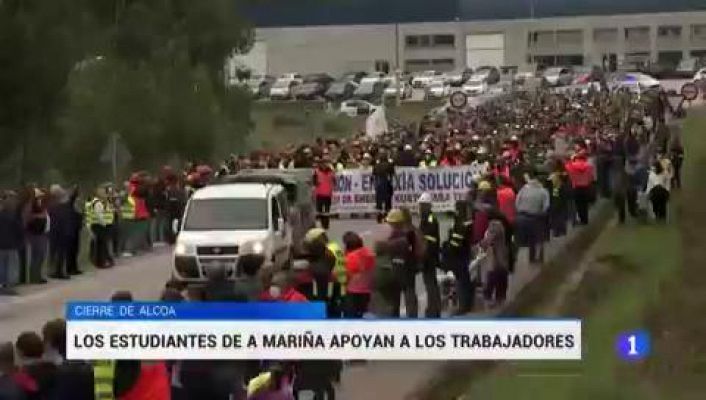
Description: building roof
243,0,706,28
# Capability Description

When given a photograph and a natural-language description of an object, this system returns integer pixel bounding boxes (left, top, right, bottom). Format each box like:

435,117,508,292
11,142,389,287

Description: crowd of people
0,83,684,399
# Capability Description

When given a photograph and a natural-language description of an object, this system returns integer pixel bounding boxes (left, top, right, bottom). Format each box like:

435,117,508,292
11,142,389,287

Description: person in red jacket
313,158,335,230
260,271,308,302
118,361,170,400
496,175,517,225
342,232,375,318
565,153,595,225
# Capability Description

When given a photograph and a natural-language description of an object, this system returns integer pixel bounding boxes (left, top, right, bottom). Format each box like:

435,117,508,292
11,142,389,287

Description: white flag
366,105,388,138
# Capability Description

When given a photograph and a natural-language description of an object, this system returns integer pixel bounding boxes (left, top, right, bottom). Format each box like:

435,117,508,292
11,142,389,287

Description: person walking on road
417,193,442,318
444,200,474,314
86,187,114,269
646,160,671,222
565,153,595,225
372,151,395,223
515,169,550,265
313,158,335,230
65,186,84,276
343,231,375,318
26,189,49,284
48,185,71,280
0,193,22,295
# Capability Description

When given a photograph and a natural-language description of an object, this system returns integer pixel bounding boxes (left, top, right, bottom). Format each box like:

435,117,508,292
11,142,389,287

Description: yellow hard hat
478,180,492,191
305,228,327,243
385,209,405,224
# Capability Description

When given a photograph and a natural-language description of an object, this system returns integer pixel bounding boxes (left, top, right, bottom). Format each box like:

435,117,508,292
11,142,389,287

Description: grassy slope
249,100,441,148
457,112,706,399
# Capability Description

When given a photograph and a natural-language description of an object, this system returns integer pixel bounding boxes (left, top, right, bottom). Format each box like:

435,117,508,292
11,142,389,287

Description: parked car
340,71,367,84
425,80,451,99
383,80,413,99
572,65,604,84
462,78,488,96
292,82,327,100
278,73,303,84
609,72,660,94
303,73,334,86
445,68,474,86
325,81,358,101
340,100,379,117
412,70,443,88
472,66,500,85
543,67,574,86
269,78,300,100
353,80,385,101
246,75,275,98
675,58,706,79
693,67,706,82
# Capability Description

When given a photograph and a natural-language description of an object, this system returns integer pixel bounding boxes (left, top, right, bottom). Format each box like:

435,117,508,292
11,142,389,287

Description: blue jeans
0,249,20,287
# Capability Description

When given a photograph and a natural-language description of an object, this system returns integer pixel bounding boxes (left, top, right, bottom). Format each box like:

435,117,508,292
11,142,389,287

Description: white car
425,81,452,99
693,67,706,82
543,67,574,87
610,72,660,94
462,79,488,96
278,73,303,84
174,182,294,283
383,81,413,99
340,100,379,117
412,70,442,88
269,79,300,100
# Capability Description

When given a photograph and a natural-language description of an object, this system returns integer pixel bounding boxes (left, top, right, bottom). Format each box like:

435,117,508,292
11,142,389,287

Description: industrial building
229,0,706,76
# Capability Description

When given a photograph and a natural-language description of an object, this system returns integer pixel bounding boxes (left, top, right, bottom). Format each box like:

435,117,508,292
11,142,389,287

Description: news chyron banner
66,302,582,360
330,164,487,214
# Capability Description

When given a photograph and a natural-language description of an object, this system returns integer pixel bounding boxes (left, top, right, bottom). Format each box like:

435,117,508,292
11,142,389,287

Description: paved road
0,214,582,399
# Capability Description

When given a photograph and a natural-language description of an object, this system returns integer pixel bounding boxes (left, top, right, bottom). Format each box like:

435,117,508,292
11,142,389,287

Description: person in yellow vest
85,187,114,268
419,149,438,169
303,228,346,318
93,359,116,400
119,186,136,257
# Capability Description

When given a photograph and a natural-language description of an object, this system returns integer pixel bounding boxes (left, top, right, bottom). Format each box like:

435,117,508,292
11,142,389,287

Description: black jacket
48,203,72,244
0,207,23,250
419,212,440,266
51,361,94,400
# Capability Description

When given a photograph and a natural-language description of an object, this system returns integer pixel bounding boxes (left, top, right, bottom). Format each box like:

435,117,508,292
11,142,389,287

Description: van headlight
252,241,264,254
175,243,194,256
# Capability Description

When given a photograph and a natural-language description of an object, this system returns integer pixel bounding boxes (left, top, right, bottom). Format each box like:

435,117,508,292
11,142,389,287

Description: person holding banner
313,158,335,230
372,152,395,223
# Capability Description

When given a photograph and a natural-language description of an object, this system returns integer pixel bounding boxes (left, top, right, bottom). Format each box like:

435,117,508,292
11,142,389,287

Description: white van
173,171,315,283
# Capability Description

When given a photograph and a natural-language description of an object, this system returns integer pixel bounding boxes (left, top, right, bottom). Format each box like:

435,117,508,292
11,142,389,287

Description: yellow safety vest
419,159,437,169
327,242,347,297
120,196,135,220
85,198,114,226
93,360,116,400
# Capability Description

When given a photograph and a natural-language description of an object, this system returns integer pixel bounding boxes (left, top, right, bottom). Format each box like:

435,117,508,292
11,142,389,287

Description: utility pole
395,23,401,106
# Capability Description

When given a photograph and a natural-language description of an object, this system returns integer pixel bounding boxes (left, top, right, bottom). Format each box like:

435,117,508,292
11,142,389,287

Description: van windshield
184,198,268,230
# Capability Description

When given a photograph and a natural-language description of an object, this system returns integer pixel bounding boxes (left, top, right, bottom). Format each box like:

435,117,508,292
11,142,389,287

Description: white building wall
254,11,706,75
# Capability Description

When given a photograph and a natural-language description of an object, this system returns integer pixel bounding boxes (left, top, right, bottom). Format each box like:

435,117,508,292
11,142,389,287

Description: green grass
464,223,679,400
249,100,442,148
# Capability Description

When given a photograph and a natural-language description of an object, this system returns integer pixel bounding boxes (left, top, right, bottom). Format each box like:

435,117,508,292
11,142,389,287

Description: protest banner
331,164,488,214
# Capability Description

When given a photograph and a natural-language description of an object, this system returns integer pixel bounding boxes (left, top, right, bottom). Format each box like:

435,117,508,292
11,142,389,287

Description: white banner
67,320,581,360
331,165,487,214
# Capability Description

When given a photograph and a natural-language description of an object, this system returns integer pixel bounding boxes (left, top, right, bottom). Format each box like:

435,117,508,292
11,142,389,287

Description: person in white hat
417,193,442,317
